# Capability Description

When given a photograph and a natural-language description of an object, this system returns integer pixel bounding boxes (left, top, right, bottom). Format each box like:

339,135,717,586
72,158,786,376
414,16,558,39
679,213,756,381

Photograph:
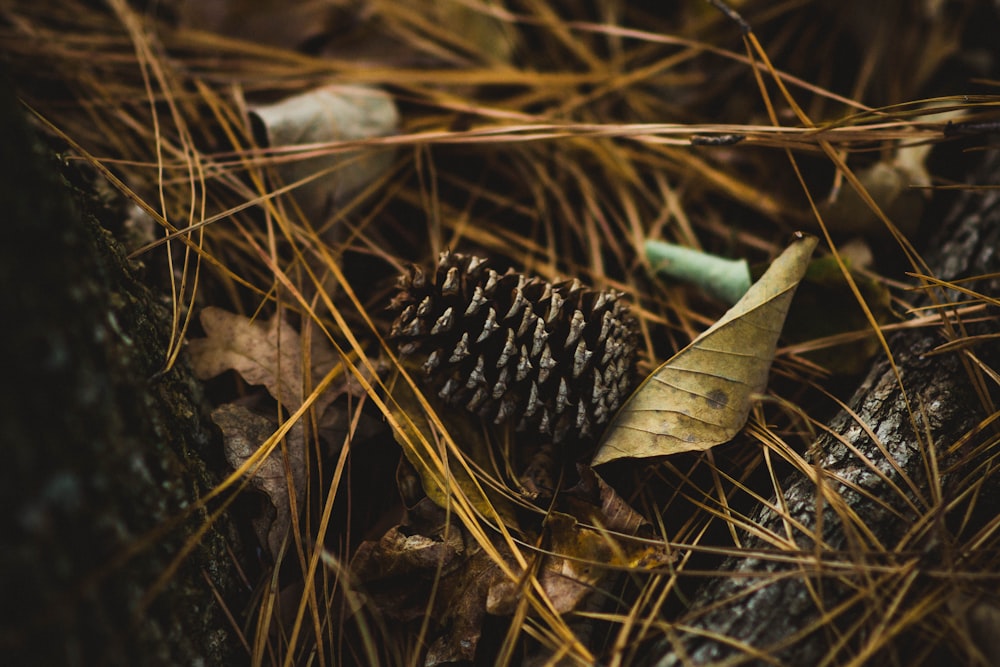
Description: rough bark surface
0,81,246,664
642,148,1000,666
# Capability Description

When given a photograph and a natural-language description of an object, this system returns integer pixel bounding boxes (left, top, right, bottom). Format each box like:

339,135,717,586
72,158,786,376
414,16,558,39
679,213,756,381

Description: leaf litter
9,0,1000,663
358,363,672,662
189,306,371,560
350,488,670,665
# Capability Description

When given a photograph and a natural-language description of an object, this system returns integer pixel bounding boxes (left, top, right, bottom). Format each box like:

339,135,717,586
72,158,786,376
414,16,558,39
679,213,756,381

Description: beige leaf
248,84,398,222
592,234,818,464
189,307,306,409
189,306,344,418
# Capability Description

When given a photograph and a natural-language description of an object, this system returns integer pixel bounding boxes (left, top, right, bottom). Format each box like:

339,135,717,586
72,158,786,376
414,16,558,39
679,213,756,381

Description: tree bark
640,148,1000,666
0,80,247,665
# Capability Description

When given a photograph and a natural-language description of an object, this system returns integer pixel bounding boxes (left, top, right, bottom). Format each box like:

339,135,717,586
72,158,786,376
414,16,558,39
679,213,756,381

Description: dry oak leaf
189,307,353,559
189,306,341,415
592,234,818,464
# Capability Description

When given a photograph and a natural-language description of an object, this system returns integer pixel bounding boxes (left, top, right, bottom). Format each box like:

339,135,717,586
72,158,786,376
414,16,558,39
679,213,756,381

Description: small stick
705,0,752,34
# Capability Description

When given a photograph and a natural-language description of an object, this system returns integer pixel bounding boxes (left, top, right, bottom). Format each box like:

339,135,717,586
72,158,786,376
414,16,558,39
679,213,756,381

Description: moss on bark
0,77,246,665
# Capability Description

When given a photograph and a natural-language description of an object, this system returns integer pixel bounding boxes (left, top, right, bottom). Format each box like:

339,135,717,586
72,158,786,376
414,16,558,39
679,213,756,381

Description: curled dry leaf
189,307,369,559
563,464,653,537
189,306,335,412
349,497,487,665
349,495,670,666
211,403,305,560
592,234,818,464
249,84,399,222
351,498,466,582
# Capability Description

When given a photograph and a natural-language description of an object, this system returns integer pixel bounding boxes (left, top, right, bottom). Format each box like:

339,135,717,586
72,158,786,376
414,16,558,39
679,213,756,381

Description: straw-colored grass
4,0,1000,664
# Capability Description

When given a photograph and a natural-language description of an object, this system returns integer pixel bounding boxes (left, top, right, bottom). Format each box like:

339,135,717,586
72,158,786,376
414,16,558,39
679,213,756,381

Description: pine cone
388,251,638,444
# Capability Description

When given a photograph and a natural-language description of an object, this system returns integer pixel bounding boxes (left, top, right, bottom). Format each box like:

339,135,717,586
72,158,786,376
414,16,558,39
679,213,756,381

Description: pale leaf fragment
249,84,398,222
592,234,818,464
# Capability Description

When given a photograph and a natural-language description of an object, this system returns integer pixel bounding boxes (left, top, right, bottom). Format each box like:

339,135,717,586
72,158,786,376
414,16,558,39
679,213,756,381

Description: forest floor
3,1,1000,665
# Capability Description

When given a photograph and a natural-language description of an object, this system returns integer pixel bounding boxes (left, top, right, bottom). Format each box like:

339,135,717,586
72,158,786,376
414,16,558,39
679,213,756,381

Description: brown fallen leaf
189,306,356,416
349,497,492,665
191,307,322,411
351,498,466,583
562,464,653,537
486,511,670,617
592,234,818,464
350,481,670,665
189,307,370,559
211,403,305,560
